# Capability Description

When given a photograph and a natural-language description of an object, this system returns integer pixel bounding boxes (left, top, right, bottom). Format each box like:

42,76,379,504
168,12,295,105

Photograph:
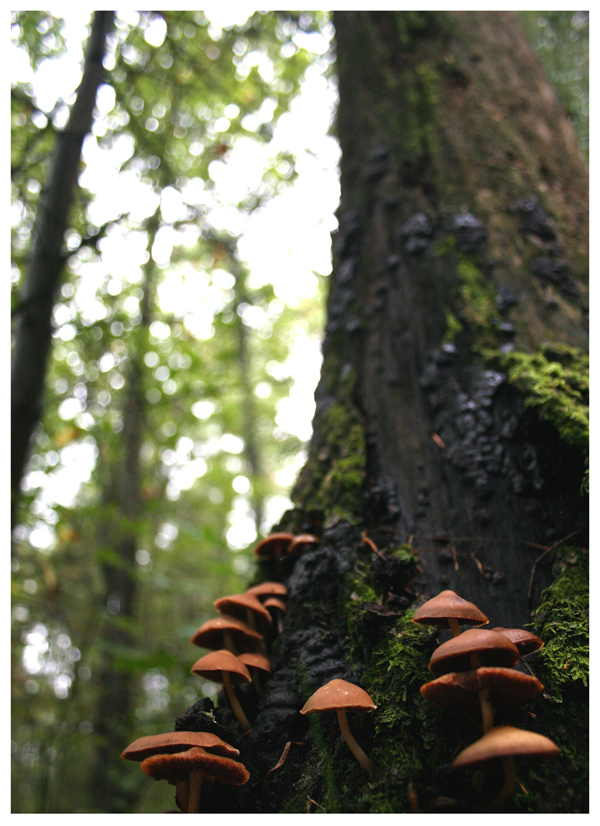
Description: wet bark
167,11,588,814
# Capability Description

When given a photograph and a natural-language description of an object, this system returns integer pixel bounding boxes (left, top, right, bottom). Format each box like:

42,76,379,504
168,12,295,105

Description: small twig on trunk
527,529,582,603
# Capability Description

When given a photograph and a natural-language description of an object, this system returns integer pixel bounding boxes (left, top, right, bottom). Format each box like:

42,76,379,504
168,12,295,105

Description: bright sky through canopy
11,10,340,552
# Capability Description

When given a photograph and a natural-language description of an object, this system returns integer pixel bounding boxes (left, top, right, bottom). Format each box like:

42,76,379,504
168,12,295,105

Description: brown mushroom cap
420,672,480,710
288,533,320,556
121,731,239,761
429,629,520,675
452,725,560,770
491,627,544,656
421,668,543,710
300,678,376,715
412,590,489,629
214,593,272,633
191,649,251,685
141,746,250,786
238,652,271,674
245,581,288,602
253,532,295,560
263,596,287,613
190,615,263,652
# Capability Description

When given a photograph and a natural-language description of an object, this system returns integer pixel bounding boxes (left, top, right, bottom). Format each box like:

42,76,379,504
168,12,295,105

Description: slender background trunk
11,11,114,526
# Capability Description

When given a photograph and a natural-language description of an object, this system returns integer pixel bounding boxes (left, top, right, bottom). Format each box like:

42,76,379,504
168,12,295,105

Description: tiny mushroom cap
300,678,376,775
288,533,320,556
245,581,288,602
141,746,249,813
491,627,544,656
121,731,239,761
412,590,489,638
214,593,272,634
191,649,251,684
421,668,543,711
238,652,271,691
254,532,295,561
452,725,560,771
452,725,560,811
191,650,253,734
263,596,287,632
429,628,520,675
190,615,263,653
238,652,271,674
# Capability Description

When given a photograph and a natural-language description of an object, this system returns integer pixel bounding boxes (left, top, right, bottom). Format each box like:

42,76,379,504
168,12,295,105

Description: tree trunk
169,11,588,813
91,219,156,813
11,11,114,526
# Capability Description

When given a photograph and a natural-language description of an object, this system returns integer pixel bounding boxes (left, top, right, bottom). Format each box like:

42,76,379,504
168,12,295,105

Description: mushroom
412,590,489,638
213,593,272,636
421,667,543,733
452,725,559,810
429,628,520,675
245,581,288,602
141,746,249,813
300,678,377,775
428,629,521,733
238,652,271,693
121,731,240,813
491,627,544,657
191,649,253,734
190,615,263,655
263,596,287,636
121,731,240,762
288,533,320,556
253,532,295,565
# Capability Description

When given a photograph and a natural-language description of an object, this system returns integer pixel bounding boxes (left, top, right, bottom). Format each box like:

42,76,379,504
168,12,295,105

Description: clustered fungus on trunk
120,731,248,813
120,532,333,812
415,590,559,811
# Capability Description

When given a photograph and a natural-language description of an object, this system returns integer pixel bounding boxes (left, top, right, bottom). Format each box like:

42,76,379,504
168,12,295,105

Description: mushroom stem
223,629,237,655
187,768,203,813
250,668,262,694
448,617,462,637
176,779,189,813
487,756,516,811
478,686,494,734
222,671,252,734
336,707,373,775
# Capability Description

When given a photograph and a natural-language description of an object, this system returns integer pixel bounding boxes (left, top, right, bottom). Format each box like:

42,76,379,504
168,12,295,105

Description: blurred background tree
10,9,588,813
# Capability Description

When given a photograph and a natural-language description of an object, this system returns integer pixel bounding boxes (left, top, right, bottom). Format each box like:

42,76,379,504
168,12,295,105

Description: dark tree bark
163,11,587,814
11,11,114,525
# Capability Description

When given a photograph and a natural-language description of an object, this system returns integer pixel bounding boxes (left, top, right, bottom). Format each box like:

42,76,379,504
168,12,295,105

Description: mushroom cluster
414,590,558,810
120,532,318,810
254,531,319,568
190,578,290,734
121,731,248,813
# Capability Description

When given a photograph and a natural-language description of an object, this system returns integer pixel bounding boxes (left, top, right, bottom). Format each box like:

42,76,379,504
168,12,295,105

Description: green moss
443,308,463,342
456,257,497,337
533,545,589,700
392,11,431,47
499,344,589,490
516,545,589,813
292,368,366,523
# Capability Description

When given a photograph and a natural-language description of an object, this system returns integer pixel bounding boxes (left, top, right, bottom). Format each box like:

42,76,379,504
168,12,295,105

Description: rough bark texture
164,12,588,814
11,11,114,524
